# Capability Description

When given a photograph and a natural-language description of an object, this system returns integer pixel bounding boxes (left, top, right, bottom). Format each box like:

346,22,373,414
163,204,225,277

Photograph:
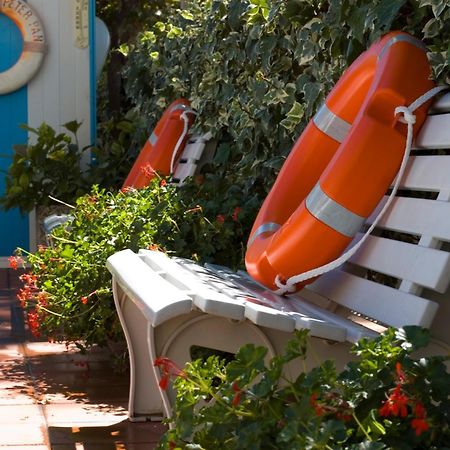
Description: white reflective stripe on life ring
0,0,46,95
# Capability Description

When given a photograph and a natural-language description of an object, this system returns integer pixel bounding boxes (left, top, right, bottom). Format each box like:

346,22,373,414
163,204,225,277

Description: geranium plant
10,175,256,350
157,326,450,449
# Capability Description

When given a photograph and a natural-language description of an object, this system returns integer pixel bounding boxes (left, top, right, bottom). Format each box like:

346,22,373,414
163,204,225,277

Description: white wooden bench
106,93,450,421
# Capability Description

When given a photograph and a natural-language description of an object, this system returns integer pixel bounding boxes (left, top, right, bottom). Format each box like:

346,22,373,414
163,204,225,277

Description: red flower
8,256,24,270
336,411,353,422
414,401,426,419
27,311,41,338
310,392,326,417
153,357,186,391
140,163,155,179
379,384,409,418
411,417,429,436
231,381,242,406
231,207,241,222
410,401,429,436
396,362,407,383
37,292,48,307
216,215,225,224
81,290,97,305
160,179,167,187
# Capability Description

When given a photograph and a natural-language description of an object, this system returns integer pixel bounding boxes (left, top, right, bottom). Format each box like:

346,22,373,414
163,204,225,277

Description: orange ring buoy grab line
245,31,437,294
123,99,196,189
0,0,46,95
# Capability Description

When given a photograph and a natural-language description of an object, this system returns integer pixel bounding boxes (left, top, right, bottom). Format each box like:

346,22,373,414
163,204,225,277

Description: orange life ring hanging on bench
123,99,196,188
245,31,436,293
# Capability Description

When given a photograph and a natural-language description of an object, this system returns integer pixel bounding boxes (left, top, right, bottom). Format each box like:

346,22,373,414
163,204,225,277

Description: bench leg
112,281,164,421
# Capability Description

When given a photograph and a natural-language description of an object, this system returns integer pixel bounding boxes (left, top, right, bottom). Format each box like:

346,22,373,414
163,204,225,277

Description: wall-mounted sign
74,0,89,48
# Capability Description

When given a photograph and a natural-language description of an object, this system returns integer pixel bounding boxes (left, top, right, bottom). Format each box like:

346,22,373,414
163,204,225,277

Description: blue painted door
0,13,29,257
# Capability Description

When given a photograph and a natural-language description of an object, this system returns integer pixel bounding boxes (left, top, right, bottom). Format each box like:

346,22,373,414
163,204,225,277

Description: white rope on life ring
0,0,46,95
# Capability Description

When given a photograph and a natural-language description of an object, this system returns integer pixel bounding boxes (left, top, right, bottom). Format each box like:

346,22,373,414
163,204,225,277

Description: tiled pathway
0,268,166,449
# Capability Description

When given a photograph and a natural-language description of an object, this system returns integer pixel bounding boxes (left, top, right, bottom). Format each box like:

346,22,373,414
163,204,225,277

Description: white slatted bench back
304,93,450,346
172,133,211,186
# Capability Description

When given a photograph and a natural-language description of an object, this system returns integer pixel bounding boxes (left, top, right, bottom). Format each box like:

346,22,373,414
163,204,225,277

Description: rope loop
395,106,416,125
169,109,197,173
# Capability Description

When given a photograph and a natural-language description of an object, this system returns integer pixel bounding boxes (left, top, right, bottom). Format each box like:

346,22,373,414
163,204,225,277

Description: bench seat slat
106,250,193,327
138,250,246,321
348,234,450,292
367,197,450,241
308,270,439,328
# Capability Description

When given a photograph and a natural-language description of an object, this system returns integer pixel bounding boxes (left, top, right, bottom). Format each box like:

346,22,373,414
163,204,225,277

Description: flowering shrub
11,175,256,348
157,326,450,449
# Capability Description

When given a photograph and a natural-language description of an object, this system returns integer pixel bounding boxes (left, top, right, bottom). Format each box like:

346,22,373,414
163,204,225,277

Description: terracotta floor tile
30,360,117,375
0,403,45,423
0,343,24,361
30,367,129,390
0,359,29,382
0,269,8,289
24,342,113,363
48,421,167,445
0,423,47,446
40,382,129,405
0,378,36,405
42,402,129,427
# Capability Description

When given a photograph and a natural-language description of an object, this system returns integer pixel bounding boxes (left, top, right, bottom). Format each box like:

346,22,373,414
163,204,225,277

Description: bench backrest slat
306,270,439,328
414,113,450,149
400,156,450,191
367,196,450,241
348,234,450,292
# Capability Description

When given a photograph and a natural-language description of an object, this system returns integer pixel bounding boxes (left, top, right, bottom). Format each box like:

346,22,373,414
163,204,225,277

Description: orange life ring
245,31,435,292
123,99,196,188
0,0,46,95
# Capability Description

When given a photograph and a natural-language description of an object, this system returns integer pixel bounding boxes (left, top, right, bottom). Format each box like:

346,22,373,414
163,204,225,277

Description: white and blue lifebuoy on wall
0,0,105,265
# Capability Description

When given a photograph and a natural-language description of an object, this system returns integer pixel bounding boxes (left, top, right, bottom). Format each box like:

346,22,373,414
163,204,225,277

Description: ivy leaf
280,101,304,131
423,17,442,37
373,0,407,31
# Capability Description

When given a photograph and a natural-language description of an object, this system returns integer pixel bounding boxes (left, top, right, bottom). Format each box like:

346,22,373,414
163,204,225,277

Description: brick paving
0,268,166,449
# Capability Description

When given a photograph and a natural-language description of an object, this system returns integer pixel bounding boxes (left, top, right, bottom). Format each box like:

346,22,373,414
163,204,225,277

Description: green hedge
123,0,449,210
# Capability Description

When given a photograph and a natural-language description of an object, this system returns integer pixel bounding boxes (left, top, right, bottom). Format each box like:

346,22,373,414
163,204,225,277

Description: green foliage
13,176,255,347
158,327,450,449
95,0,179,116
123,0,450,213
91,109,149,188
0,122,91,214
